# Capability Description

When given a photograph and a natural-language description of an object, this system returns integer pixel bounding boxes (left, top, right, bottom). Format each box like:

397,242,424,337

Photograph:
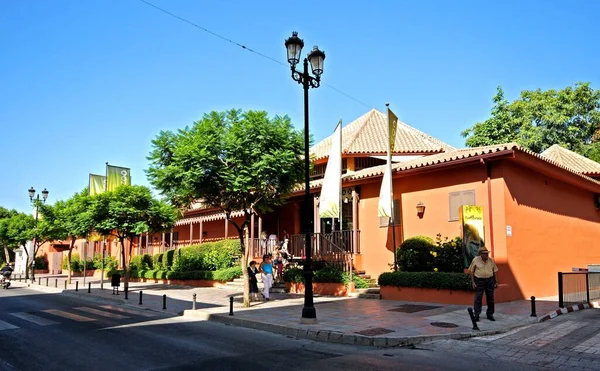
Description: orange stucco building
37,109,600,301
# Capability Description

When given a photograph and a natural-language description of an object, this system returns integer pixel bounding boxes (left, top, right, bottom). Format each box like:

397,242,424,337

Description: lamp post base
301,306,317,324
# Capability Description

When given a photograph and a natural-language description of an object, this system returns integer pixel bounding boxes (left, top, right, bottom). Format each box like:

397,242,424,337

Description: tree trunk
67,238,75,284
3,246,10,264
23,244,30,280
120,237,128,292
239,231,250,307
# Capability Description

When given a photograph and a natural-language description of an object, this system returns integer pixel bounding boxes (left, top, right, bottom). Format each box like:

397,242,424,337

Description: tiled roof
310,109,457,160
297,143,600,191
540,144,600,175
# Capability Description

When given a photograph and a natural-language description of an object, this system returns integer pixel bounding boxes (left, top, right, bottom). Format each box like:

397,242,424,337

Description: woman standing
259,254,274,301
247,261,260,302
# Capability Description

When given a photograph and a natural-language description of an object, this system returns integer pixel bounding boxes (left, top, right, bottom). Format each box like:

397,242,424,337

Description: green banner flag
89,174,106,196
106,164,131,191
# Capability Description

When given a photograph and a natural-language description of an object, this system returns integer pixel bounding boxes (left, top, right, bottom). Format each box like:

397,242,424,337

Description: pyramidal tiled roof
310,109,457,160
540,144,600,175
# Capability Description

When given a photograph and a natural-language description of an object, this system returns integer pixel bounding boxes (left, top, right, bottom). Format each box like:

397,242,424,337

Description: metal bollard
64,280,67,290
192,293,197,310
229,297,234,316
467,308,479,331
75,281,79,292
55,279,58,288
46,277,49,286
530,296,537,317
139,291,143,305
124,284,128,300
162,294,167,310
38,277,41,285
88,282,91,293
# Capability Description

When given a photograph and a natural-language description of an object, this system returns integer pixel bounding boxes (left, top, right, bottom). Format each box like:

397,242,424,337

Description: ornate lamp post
28,187,49,282
285,31,326,323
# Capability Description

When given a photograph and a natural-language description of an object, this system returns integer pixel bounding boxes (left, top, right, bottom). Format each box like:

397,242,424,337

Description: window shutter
392,199,401,225
461,190,476,206
449,192,461,221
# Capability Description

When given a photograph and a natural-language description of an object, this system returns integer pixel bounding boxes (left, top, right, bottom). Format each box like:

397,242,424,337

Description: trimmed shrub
171,241,241,272
34,255,49,270
348,274,370,289
434,235,464,273
397,236,436,272
378,271,473,291
165,266,242,281
283,267,304,283
162,249,176,270
130,254,152,271
313,266,345,283
152,252,164,269
93,254,119,271
62,253,82,272
212,266,242,281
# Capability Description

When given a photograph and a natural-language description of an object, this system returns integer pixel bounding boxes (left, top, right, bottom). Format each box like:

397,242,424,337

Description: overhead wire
138,0,373,109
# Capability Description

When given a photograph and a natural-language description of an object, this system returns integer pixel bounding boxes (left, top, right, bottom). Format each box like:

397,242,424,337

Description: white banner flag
319,120,342,219
378,160,392,218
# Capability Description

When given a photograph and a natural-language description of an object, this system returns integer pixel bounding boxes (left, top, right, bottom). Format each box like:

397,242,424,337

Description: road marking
74,307,129,319
572,332,600,354
42,309,96,322
9,312,58,326
472,324,534,342
99,305,157,317
0,320,19,331
515,321,584,348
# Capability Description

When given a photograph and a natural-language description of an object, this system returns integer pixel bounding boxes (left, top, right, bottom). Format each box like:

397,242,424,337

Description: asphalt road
0,286,551,371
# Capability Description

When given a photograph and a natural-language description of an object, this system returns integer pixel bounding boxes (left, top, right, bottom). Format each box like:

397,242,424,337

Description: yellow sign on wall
460,205,485,268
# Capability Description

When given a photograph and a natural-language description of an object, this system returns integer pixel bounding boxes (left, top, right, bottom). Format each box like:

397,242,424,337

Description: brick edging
538,302,590,322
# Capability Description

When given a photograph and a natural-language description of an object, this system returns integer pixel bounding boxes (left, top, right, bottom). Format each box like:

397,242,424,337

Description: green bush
131,269,169,279
34,255,49,270
313,266,345,283
62,253,82,272
283,267,304,283
348,274,370,289
162,249,176,270
105,268,124,278
152,252,164,270
433,235,464,273
378,271,473,291
283,266,366,288
165,266,242,281
212,266,242,281
93,254,119,271
397,236,436,272
131,254,153,271
171,241,241,272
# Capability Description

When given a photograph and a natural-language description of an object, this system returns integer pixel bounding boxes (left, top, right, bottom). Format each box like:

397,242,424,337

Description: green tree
462,82,600,162
5,213,35,278
0,207,18,264
147,109,305,306
39,189,94,283
89,185,178,287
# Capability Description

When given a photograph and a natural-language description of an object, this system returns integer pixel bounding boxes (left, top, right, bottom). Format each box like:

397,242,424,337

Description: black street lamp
28,186,49,282
285,31,325,323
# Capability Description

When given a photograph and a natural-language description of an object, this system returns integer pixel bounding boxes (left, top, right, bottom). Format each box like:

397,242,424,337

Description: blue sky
1,0,599,213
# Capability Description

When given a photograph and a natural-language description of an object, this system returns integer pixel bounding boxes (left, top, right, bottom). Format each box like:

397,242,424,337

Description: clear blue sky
1,0,599,213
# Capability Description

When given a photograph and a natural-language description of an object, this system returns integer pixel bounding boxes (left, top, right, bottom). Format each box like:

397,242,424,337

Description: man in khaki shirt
468,246,499,321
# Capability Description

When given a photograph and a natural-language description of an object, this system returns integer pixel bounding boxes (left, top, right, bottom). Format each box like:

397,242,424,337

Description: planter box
285,282,349,296
380,284,519,305
128,277,226,288
33,269,49,275
71,270,97,277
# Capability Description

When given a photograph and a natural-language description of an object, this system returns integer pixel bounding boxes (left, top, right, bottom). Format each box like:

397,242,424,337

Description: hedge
171,240,241,272
130,266,242,282
131,254,153,271
283,266,369,289
397,235,464,273
378,271,473,291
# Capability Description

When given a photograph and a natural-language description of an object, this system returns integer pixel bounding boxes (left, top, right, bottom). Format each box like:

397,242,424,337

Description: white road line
74,307,129,319
472,324,534,342
99,305,157,317
9,312,58,326
572,332,600,354
515,321,584,348
42,309,96,322
0,320,19,331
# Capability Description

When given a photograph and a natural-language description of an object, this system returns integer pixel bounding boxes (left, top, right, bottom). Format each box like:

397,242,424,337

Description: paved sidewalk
11,275,564,347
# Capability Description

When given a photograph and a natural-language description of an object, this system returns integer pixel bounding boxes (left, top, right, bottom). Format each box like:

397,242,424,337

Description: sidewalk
11,275,565,347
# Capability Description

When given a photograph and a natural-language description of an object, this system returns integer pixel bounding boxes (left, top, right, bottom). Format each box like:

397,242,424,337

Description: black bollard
229,297,234,316
64,280,67,290
467,308,480,331
55,279,58,288
75,281,79,292
88,282,91,293
192,293,197,310
124,284,128,300
46,277,49,286
162,294,167,310
139,291,143,305
530,296,537,317
38,277,41,285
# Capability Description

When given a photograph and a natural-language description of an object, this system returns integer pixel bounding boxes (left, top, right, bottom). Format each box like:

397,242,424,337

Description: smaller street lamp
28,186,49,282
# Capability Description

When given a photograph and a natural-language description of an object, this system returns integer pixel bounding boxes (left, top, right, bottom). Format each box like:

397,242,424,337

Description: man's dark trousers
474,276,495,318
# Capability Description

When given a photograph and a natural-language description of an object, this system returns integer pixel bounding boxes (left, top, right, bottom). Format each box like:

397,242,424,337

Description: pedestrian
247,261,260,302
273,249,284,284
259,254,274,301
468,246,499,321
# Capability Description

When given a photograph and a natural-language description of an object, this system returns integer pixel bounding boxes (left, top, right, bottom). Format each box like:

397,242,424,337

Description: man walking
468,246,499,321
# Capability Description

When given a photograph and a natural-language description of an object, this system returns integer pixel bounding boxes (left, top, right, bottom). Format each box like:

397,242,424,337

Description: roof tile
540,144,600,175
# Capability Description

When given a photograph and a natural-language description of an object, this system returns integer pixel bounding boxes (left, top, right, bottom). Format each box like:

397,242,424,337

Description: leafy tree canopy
462,82,600,162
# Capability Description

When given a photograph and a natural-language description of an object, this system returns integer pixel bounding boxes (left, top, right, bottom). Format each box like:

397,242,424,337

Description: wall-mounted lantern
416,202,426,217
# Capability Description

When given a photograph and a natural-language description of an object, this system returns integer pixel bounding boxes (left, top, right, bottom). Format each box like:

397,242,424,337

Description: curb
538,302,590,322
182,309,505,348
10,282,181,316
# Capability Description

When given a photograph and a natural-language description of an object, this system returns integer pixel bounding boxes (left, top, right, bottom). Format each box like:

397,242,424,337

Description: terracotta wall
502,161,600,299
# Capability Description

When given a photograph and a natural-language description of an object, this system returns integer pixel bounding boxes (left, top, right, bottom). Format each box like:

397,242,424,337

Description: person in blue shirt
259,254,273,301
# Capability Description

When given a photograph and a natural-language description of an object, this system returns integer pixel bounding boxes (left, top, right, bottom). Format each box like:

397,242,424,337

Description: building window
379,199,401,227
449,190,476,221
355,157,387,171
